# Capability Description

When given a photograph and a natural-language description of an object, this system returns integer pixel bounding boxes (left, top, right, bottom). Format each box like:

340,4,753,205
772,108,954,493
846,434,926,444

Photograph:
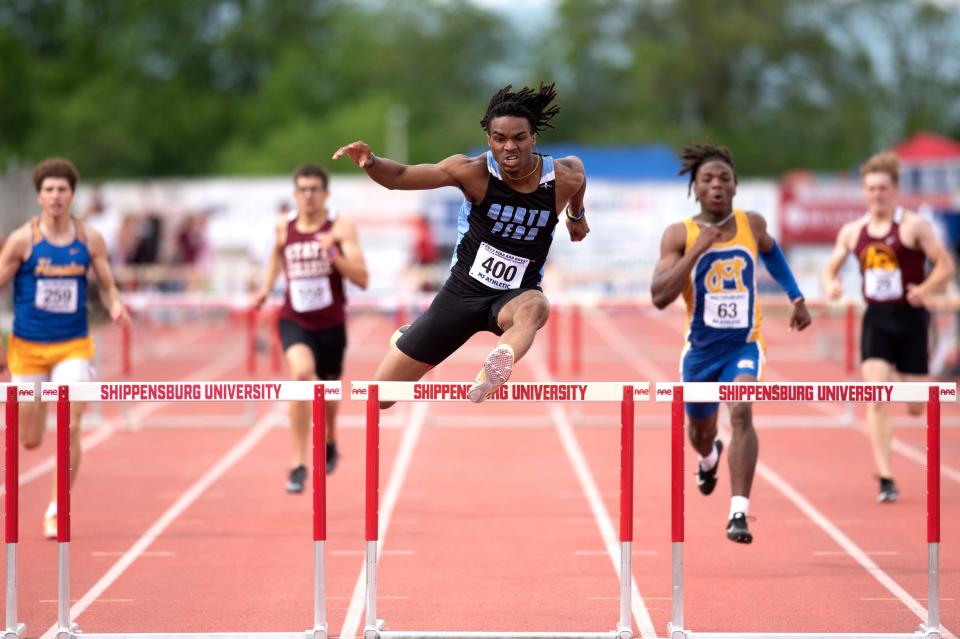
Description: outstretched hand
789,299,812,332
332,141,374,168
566,215,589,241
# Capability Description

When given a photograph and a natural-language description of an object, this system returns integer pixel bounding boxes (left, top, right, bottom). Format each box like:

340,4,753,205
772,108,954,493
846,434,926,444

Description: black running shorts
278,319,347,379
861,304,929,375
395,284,535,366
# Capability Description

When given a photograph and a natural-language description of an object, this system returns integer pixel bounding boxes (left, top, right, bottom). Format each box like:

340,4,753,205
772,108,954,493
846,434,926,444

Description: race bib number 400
469,242,529,290
704,292,749,329
35,278,78,314
864,268,903,301
289,277,333,313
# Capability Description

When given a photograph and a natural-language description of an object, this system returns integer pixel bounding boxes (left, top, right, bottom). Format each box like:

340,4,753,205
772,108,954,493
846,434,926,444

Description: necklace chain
704,210,735,228
501,154,541,181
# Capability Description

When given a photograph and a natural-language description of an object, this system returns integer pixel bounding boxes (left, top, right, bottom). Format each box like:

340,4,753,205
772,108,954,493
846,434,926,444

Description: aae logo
940,387,956,398
656,388,673,397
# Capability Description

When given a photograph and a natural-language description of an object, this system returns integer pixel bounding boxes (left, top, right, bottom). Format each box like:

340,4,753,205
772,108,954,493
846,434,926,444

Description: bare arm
558,156,589,242
87,228,131,326
748,212,811,331
333,140,474,192
907,216,956,305
821,222,856,300
252,217,286,308
650,222,719,309
331,217,369,289
0,226,29,288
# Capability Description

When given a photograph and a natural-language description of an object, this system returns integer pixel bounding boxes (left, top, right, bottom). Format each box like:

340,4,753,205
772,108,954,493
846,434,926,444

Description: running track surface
3,304,958,639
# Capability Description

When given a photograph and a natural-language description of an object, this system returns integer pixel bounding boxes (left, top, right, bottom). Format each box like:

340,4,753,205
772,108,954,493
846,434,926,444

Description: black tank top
447,152,559,293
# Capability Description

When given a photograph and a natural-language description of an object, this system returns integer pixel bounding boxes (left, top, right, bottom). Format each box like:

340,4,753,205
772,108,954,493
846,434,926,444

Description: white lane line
331,549,415,557
38,405,283,639
338,400,430,639
888,435,960,484
757,461,957,639
90,551,175,558
812,550,899,557
529,355,658,639
2,341,246,494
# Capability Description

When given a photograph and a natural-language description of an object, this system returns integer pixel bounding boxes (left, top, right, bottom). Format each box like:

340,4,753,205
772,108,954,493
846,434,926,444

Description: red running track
1,306,957,638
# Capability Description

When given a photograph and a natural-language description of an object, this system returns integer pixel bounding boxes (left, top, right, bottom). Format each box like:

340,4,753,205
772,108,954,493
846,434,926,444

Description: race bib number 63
469,242,529,290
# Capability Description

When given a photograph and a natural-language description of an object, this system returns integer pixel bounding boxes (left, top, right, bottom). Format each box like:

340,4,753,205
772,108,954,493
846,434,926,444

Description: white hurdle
3,384,37,639
37,380,342,639
655,381,957,639
350,380,650,639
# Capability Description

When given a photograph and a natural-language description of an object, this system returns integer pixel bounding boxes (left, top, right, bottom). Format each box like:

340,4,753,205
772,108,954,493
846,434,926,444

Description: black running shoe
326,442,340,475
696,440,723,496
286,464,307,493
877,477,899,504
726,512,753,544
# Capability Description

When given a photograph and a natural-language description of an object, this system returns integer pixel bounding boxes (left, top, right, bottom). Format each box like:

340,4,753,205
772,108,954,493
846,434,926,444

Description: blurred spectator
131,213,163,265
79,188,121,264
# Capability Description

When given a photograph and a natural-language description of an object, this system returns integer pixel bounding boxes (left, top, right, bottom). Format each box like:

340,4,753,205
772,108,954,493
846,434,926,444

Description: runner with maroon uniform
823,151,954,503
253,164,368,490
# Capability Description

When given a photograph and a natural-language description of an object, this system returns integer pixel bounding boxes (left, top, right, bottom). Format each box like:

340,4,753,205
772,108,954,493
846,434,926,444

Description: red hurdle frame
663,381,951,639
4,385,28,639
357,380,644,639
43,380,336,639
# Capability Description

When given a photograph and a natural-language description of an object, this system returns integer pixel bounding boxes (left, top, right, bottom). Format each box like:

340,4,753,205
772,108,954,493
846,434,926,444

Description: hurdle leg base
3,623,26,639
666,623,688,639
918,624,941,639
56,622,78,639
309,624,328,639
615,623,632,639
364,619,385,639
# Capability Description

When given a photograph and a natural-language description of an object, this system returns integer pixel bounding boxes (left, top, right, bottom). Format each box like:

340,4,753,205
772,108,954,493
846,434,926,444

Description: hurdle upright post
923,385,941,638
668,386,685,639
56,385,75,639
364,384,384,639
618,385,635,639
5,386,26,639
312,384,328,639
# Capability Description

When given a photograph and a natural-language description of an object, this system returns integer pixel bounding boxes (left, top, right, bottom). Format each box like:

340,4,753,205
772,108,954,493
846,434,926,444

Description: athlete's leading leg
727,374,758,500
285,343,317,492
468,290,550,403
494,290,550,361
863,357,897,501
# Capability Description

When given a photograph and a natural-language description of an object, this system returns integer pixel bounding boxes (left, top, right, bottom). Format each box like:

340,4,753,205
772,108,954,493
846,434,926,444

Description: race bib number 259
36,279,78,314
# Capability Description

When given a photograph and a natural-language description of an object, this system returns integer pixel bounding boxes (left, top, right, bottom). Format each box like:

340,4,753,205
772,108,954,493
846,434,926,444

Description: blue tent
536,144,683,180
469,144,683,181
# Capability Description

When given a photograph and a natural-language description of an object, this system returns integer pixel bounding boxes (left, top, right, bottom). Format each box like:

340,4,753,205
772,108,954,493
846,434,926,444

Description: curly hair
679,143,736,196
33,157,79,192
480,83,560,134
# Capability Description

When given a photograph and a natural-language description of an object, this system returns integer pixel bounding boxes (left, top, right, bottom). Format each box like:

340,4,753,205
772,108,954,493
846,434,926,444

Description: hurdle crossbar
39,381,340,639
351,381,647,639
657,381,956,639
3,384,35,639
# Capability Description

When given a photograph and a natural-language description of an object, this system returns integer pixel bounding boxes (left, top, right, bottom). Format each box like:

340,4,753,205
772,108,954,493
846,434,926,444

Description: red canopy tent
894,132,960,164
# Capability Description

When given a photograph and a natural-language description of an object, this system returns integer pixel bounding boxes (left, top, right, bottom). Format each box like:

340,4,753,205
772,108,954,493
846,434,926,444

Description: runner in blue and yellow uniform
651,144,811,544
0,158,130,538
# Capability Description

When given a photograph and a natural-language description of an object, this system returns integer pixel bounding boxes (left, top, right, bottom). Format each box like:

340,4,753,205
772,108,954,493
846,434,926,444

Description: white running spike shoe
467,345,515,403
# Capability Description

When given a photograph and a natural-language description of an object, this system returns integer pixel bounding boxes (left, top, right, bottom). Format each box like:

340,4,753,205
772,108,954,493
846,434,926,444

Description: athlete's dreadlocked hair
679,143,737,196
480,83,560,134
